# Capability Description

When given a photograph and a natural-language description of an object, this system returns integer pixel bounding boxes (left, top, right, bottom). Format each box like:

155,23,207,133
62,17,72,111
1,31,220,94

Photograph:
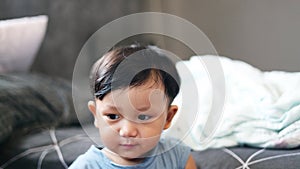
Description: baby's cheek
101,123,118,134
139,125,163,139
99,127,119,144
139,134,161,151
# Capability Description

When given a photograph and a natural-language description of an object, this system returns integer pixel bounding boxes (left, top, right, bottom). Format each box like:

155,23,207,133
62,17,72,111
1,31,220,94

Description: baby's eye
106,114,120,120
138,114,152,121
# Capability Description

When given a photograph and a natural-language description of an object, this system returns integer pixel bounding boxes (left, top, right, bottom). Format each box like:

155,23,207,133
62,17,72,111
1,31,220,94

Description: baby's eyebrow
135,105,151,112
104,104,123,112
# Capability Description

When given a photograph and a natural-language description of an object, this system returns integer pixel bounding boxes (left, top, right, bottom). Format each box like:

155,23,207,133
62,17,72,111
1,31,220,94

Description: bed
1,2,300,168
1,127,300,169
1,59,300,169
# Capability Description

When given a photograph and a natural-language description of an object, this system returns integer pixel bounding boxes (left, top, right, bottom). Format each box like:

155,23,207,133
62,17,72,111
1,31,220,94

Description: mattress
1,126,300,169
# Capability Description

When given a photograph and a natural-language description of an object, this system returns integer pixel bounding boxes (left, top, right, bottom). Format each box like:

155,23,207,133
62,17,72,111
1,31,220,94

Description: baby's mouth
119,143,138,149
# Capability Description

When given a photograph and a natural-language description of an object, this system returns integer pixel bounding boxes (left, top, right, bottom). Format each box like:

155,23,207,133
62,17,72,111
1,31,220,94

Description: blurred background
1,0,299,80
1,1,300,168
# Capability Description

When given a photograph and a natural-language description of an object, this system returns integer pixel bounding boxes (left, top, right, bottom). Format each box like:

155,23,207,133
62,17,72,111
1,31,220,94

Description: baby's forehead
119,81,166,97
111,79,166,97
130,79,165,90
102,83,169,114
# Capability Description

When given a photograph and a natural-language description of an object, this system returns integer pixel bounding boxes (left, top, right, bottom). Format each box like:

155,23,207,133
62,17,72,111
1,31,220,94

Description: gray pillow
0,73,77,143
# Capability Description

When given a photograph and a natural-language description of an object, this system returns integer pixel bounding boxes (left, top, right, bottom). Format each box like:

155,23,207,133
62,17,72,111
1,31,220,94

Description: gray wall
0,0,145,80
144,0,300,72
1,0,299,80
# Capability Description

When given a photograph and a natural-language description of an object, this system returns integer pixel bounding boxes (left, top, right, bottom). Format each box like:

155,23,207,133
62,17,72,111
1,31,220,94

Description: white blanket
164,55,300,150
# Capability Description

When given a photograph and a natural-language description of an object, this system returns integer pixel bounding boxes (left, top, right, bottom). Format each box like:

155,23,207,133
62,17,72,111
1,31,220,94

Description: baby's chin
116,150,150,160
107,151,147,166
113,146,157,160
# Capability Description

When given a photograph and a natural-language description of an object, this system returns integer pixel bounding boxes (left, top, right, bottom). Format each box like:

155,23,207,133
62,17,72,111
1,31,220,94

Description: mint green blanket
165,56,300,150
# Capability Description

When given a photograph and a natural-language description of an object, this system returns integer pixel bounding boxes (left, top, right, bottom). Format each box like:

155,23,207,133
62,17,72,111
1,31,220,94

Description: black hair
89,44,180,104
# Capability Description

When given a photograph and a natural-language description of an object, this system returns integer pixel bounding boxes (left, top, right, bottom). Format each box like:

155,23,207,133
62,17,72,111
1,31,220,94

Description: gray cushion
0,73,77,143
1,125,300,169
0,126,99,169
192,146,300,169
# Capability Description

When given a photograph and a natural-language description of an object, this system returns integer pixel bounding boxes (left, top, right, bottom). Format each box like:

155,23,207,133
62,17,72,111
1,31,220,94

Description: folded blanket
165,55,300,150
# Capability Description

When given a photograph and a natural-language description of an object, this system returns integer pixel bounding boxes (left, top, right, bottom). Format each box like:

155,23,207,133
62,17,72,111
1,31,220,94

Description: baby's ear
164,105,178,130
88,101,98,128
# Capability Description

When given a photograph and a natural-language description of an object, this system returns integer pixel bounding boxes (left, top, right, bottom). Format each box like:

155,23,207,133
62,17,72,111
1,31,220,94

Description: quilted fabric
1,125,300,169
0,126,99,169
192,146,300,169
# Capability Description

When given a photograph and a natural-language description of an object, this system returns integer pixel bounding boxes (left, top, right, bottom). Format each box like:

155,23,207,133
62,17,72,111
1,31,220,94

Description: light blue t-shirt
69,138,191,169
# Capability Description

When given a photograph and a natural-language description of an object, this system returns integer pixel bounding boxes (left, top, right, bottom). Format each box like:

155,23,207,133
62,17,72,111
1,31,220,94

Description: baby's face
89,79,177,162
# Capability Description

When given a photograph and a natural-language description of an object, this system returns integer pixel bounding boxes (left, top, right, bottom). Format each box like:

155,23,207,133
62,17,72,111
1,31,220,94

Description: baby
69,44,196,168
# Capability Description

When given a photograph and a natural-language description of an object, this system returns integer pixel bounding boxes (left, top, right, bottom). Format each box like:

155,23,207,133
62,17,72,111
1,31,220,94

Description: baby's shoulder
159,137,189,149
69,145,106,169
153,137,191,168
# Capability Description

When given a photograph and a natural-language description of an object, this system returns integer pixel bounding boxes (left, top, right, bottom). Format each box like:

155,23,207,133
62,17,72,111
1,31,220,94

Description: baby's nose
119,120,138,137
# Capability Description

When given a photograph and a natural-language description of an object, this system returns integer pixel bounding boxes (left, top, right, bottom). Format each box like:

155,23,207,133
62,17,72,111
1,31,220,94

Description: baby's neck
102,148,144,166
